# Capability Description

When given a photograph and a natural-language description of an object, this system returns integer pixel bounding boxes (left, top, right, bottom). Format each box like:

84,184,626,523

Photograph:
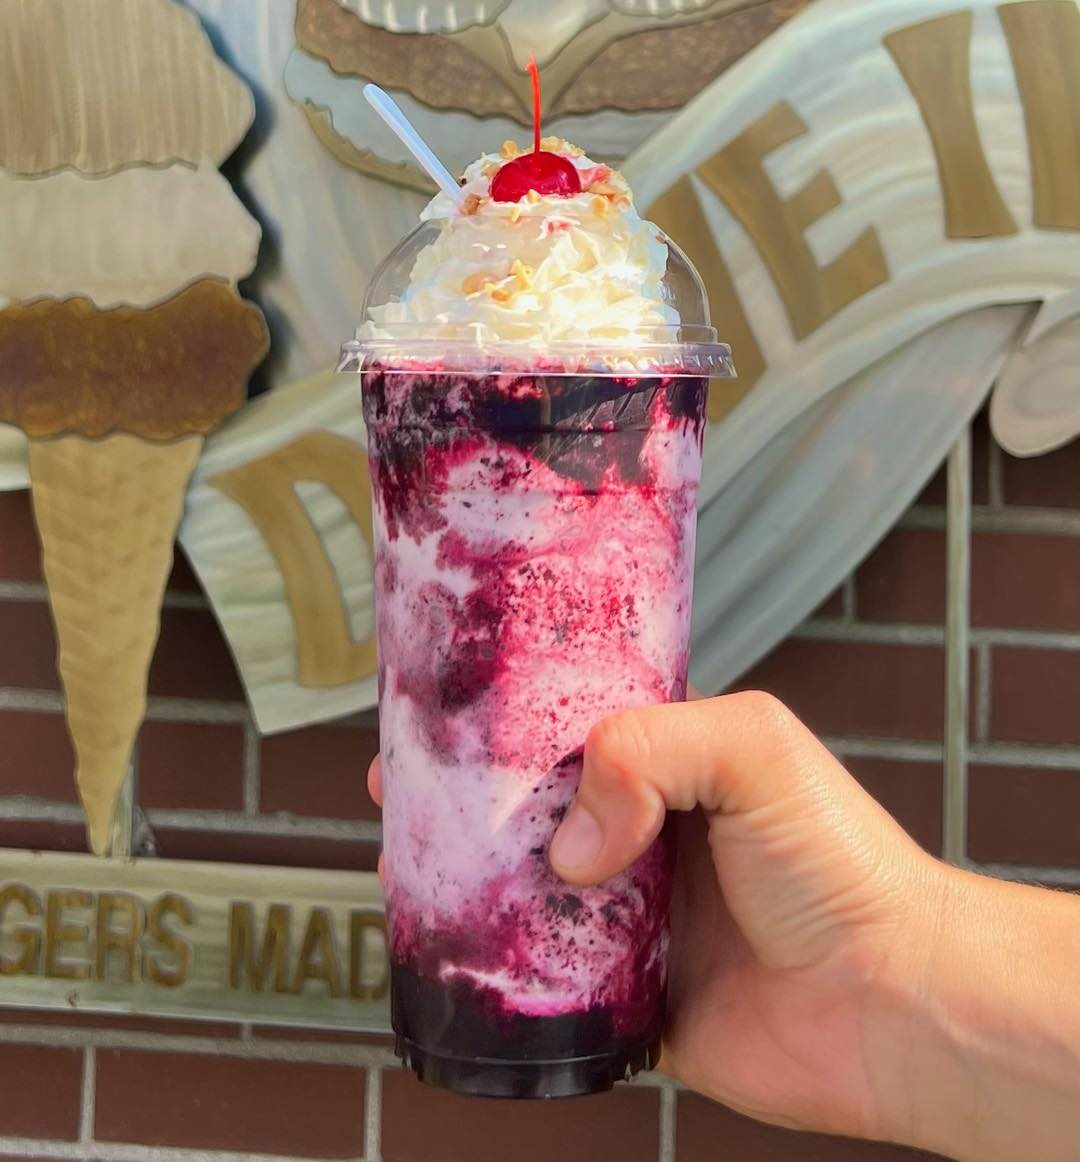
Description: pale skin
369,692,1080,1160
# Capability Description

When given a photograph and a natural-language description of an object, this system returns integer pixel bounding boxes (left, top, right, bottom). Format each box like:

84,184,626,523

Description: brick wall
0,408,1076,1160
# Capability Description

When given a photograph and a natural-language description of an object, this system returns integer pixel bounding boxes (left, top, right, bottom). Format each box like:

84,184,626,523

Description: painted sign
0,850,389,1030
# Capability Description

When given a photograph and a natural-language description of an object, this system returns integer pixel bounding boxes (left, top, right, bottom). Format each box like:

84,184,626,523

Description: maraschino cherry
490,53,582,203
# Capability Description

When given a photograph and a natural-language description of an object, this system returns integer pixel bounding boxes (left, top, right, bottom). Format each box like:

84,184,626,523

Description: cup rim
338,325,736,378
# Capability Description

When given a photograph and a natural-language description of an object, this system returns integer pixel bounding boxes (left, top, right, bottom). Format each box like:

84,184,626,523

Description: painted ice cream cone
0,286,268,851
0,0,265,850
28,434,203,853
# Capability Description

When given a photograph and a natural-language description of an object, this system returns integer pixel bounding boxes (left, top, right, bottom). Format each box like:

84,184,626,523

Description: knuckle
586,710,653,787
736,689,799,741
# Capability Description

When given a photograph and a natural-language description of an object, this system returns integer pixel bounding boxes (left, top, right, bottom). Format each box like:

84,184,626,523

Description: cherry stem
529,51,541,154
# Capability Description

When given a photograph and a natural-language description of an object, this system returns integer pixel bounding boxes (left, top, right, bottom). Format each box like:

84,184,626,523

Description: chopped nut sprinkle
462,193,484,215
460,271,492,295
511,259,534,288
525,189,541,204
592,195,609,216
540,136,584,157
500,140,522,159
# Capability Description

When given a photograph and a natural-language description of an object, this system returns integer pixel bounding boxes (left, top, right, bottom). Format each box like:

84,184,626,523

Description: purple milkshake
341,138,734,1098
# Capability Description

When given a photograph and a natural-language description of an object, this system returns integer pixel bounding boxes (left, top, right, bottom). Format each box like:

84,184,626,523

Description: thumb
549,691,835,885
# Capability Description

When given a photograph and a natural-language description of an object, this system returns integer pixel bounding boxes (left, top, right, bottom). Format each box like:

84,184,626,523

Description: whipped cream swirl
364,142,679,345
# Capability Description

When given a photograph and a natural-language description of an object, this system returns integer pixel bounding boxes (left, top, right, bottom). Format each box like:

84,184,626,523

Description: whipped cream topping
364,140,679,345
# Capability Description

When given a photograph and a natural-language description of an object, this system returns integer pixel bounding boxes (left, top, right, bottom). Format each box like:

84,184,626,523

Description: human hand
548,692,1080,1162
546,690,936,1143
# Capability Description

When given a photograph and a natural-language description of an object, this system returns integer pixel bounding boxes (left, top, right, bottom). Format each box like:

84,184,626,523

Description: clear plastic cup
340,225,735,1098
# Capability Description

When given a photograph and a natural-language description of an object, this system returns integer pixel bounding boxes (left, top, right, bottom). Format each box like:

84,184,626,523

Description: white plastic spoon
363,83,463,206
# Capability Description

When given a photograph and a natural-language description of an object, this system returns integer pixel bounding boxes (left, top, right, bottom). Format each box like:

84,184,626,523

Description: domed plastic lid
339,222,736,379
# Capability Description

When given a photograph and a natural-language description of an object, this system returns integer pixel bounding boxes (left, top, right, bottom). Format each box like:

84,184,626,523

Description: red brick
969,765,1080,867
989,647,1080,745
382,1070,658,1162
812,587,846,618
138,720,245,811
856,529,945,624
0,1009,241,1038
148,608,244,701
0,490,42,582
971,533,1080,631
0,1043,82,1140
261,725,380,821
0,601,59,688
1002,442,1080,509
167,545,203,594
0,818,87,853
734,639,945,741
0,710,75,801
806,528,1080,632
845,758,943,855
95,1049,365,1156
677,1094,946,1160
153,827,380,873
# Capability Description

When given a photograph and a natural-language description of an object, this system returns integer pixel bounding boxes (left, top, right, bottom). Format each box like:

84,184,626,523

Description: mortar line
0,1137,362,1161
658,1081,677,1162
242,721,260,817
0,798,382,841
0,689,252,724
824,735,1080,768
841,575,857,622
0,1025,400,1066
903,505,1080,536
971,863,1080,886
79,1045,96,1147
363,1065,382,1162
975,643,993,744
988,436,1005,508
796,621,1080,651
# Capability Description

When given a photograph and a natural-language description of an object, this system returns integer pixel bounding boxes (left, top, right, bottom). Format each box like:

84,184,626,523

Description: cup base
396,1034,660,1099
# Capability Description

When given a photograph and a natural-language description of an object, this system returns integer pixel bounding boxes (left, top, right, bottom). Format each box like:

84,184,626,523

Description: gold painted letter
649,176,766,417
349,911,389,1001
44,889,92,981
292,907,344,997
229,902,291,992
999,0,1080,231
698,101,889,340
0,884,42,975
209,432,377,689
146,893,194,987
886,12,1018,239
95,892,145,983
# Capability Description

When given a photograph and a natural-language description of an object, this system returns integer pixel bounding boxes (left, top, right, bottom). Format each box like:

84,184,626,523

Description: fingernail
550,804,603,870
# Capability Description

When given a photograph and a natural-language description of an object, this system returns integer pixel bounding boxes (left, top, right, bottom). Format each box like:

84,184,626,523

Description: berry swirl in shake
341,108,734,1098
